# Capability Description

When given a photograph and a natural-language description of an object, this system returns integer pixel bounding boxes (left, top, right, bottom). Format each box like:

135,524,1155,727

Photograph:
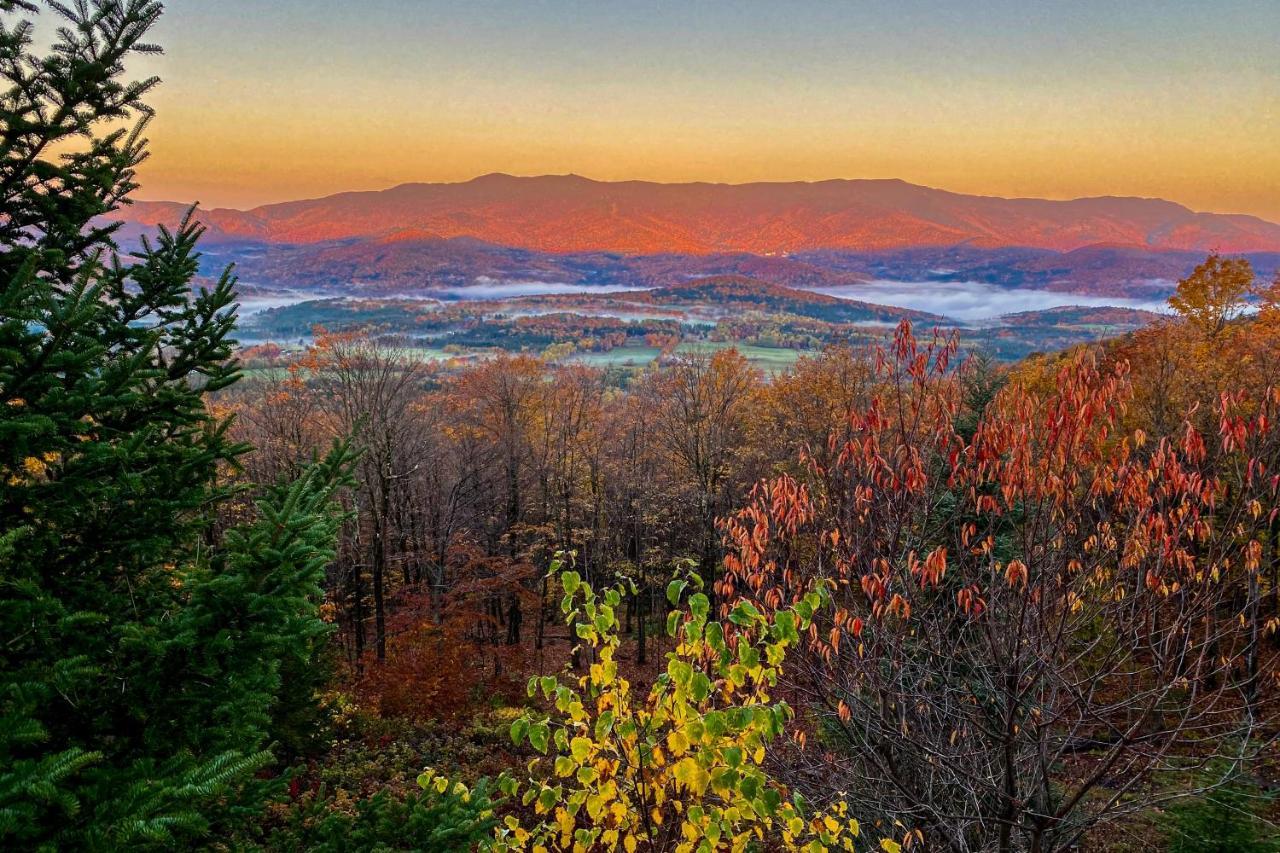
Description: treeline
225,335,790,692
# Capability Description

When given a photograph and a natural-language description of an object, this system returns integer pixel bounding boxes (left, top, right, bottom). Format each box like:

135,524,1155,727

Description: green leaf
729,601,759,626
774,610,798,643
529,721,550,754
509,717,528,745
705,621,725,652
668,659,693,687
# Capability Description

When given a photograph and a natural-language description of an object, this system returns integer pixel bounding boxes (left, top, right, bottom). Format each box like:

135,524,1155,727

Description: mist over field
437,280,653,299
235,276,1177,332
235,292,318,317
806,280,1175,324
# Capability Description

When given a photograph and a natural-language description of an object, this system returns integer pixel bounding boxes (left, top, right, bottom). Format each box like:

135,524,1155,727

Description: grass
569,342,810,373
239,341,813,378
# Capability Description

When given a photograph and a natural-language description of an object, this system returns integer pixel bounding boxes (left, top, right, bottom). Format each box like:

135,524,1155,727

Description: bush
446,560,884,852
262,776,504,853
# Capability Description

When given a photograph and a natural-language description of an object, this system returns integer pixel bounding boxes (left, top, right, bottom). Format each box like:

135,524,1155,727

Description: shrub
263,777,503,853
425,560,887,852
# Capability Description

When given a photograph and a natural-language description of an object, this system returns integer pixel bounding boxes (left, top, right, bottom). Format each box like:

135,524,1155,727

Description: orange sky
128,1,1280,220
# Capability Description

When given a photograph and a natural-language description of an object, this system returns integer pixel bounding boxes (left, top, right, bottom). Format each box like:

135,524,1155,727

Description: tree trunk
535,574,548,650
506,594,522,645
351,561,365,668
637,580,647,666
372,502,389,662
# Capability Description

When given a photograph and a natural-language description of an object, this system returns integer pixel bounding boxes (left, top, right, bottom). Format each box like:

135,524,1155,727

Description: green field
569,342,810,373
239,341,813,379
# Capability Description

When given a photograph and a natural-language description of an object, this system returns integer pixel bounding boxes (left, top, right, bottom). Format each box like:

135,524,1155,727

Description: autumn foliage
721,317,1280,851
211,255,1280,851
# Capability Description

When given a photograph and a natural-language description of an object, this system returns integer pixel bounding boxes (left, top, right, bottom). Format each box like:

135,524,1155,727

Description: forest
3,2,1280,852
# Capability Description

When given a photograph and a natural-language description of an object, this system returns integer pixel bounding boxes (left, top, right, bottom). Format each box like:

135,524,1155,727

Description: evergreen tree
0,1,352,847
1165,764,1279,853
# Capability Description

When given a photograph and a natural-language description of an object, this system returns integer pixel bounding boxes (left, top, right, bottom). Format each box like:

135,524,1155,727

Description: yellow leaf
667,729,689,756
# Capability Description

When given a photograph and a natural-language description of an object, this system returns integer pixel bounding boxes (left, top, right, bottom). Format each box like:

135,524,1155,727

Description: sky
111,0,1280,219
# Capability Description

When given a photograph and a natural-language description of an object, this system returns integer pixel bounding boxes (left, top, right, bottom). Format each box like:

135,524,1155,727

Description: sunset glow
132,0,1280,218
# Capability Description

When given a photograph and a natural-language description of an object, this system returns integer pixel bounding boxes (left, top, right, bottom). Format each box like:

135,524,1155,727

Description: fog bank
807,281,1172,324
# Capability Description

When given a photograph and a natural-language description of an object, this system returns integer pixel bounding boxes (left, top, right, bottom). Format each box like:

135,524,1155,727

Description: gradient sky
121,0,1279,219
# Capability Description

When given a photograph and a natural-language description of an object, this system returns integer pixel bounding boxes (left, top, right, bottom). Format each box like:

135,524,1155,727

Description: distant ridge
120,174,1280,255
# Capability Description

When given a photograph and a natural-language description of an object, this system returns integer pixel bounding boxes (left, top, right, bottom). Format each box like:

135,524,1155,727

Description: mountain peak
468,172,518,183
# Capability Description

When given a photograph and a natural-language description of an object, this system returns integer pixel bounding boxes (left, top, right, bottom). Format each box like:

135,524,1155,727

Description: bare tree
311,334,429,662
648,348,759,601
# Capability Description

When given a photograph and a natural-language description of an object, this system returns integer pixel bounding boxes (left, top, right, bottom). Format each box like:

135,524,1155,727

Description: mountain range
116,176,1280,303
123,173,1280,255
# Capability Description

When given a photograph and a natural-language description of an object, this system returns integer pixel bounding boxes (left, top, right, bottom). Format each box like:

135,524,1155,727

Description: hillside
185,233,1278,302
996,304,1166,328
199,234,871,294
123,173,1280,254
645,275,940,323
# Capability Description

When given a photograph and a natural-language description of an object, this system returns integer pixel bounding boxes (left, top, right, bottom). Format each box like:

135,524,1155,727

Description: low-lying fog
235,279,1176,328
806,281,1172,324
234,281,652,317
437,280,651,299
235,292,319,316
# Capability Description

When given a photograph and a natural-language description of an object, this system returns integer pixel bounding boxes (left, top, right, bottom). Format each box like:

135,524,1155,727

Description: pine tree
0,2,352,847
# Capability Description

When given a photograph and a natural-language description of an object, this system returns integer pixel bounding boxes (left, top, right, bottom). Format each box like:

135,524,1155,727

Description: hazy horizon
104,0,1278,219
134,171,1280,224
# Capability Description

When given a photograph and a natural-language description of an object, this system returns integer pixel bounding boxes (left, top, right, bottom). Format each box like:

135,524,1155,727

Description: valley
237,274,1165,365
110,175,1280,366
